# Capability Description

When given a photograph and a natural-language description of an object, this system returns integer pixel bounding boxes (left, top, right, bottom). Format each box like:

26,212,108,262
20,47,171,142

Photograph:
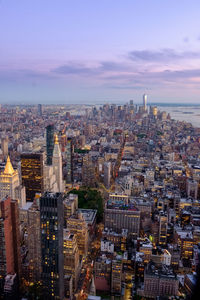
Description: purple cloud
52,61,131,76
128,49,200,62
0,68,56,82
2,47,200,94
52,63,97,75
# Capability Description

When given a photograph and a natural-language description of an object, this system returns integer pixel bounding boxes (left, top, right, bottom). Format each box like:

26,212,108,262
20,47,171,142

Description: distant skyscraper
65,112,70,120
53,135,64,192
1,137,8,158
21,153,44,201
150,106,158,118
60,134,67,153
40,192,64,299
143,94,147,111
65,138,73,184
46,124,54,165
82,154,96,187
129,99,134,113
37,104,42,116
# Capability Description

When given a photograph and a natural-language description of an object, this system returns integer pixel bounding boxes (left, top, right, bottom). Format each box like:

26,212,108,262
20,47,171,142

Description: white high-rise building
52,135,64,192
43,164,59,193
143,94,147,111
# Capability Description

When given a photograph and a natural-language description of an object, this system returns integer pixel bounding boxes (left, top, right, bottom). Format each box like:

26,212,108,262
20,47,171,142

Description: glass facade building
21,153,44,202
40,192,64,299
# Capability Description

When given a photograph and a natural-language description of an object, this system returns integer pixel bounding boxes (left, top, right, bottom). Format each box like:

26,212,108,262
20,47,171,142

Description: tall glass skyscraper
46,124,55,165
40,192,64,299
21,153,44,202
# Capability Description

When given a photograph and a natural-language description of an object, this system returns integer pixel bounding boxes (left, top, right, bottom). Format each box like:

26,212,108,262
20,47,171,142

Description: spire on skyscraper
52,134,64,192
54,134,59,145
53,134,61,157
4,156,15,175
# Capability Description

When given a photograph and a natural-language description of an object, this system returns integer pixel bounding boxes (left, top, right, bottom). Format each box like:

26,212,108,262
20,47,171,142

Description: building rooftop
146,262,176,279
106,203,139,211
77,209,97,225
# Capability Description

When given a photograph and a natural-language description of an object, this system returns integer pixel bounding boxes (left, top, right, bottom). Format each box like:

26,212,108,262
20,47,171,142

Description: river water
157,105,200,128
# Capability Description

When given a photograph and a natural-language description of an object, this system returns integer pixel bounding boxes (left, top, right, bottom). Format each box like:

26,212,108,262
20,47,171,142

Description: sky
1,0,200,104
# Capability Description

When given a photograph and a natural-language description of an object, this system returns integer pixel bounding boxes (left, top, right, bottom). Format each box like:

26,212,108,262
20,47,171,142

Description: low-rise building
138,262,179,298
104,203,140,236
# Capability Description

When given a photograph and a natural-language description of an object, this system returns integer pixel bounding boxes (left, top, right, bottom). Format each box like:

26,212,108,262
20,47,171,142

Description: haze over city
1,0,200,104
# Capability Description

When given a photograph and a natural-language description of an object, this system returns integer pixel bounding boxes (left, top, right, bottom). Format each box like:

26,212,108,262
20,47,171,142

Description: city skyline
1,0,200,104
0,100,200,298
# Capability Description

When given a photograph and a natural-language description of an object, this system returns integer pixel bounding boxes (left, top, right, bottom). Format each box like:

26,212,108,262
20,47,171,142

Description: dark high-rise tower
65,138,73,184
46,124,55,165
21,152,44,201
38,104,42,116
40,192,64,299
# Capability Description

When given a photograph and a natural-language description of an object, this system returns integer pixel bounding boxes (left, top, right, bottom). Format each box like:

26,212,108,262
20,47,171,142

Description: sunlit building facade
63,193,78,227
0,156,20,201
67,212,89,256
21,152,44,201
63,230,80,291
